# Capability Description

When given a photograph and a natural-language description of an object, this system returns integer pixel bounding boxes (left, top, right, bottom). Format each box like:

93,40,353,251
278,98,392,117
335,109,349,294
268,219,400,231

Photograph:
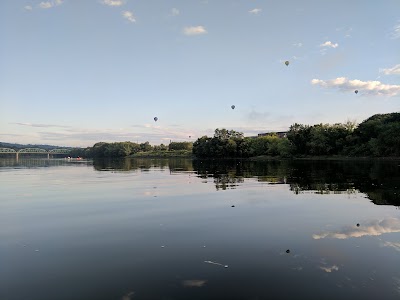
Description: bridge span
0,148,71,160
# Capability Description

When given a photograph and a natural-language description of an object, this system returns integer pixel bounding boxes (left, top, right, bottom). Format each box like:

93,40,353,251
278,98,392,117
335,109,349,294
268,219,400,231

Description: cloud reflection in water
313,218,400,240
182,280,207,288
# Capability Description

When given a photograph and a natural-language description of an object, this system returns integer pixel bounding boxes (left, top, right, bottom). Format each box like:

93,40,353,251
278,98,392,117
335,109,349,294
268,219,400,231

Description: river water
1,158,400,300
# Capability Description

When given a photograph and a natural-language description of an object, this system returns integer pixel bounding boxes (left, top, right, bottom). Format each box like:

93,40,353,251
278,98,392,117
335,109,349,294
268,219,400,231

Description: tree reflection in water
90,158,400,206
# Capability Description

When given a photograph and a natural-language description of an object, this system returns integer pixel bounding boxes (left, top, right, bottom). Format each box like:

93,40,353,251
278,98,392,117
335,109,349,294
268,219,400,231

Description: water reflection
3,157,398,206
0,157,91,168
1,157,400,300
90,158,400,206
313,218,400,239
182,279,207,288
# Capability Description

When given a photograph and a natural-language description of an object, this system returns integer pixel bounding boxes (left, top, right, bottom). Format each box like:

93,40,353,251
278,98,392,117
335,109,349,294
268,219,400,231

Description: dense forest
192,112,400,158
2,112,399,158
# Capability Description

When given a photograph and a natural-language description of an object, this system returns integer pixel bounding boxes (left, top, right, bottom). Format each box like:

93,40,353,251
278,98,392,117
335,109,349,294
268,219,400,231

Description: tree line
70,141,193,158
67,112,399,158
193,112,400,158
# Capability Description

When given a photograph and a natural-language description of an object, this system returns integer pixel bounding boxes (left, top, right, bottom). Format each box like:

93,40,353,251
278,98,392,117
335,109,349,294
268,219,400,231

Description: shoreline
126,154,400,161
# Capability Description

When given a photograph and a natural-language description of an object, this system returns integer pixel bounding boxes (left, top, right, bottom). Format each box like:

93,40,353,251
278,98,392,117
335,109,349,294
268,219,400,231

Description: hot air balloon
354,90,358,94
154,117,158,122
231,105,235,110
285,61,289,66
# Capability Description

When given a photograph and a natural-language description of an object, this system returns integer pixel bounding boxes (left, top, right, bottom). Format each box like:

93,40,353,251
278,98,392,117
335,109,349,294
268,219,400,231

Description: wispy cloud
39,2,52,9
313,218,400,240
391,21,400,39
394,277,400,295
171,8,179,16
249,8,262,14
311,77,400,96
121,291,135,300
182,280,207,287
24,123,198,146
39,0,63,9
247,110,271,122
13,122,71,128
244,111,294,131
24,5,33,10
336,26,352,38
382,241,400,252
102,0,125,6
320,265,339,273
122,10,135,23
320,41,338,48
292,55,304,61
380,64,400,75
183,26,207,36
293,42,303,47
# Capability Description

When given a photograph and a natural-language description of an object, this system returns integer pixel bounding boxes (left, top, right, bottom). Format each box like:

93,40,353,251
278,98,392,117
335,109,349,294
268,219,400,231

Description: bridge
0,148,71,160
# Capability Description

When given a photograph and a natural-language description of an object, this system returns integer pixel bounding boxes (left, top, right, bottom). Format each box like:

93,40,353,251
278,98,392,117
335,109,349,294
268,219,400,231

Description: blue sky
1,0,399,147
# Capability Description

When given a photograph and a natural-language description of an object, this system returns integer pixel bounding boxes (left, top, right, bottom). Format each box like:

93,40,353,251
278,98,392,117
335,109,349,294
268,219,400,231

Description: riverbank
128,154,400,161
130,150,193,158
129,155,400,161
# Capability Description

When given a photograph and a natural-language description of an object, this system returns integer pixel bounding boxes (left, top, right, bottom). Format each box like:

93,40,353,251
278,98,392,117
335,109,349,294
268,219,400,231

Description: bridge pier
47,153,50,159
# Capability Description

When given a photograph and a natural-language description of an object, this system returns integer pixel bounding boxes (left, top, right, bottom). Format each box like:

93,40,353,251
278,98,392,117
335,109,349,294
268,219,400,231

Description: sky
0,0,399,147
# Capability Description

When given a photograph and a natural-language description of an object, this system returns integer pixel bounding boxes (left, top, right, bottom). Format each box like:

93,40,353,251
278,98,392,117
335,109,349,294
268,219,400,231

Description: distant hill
0,142,71,150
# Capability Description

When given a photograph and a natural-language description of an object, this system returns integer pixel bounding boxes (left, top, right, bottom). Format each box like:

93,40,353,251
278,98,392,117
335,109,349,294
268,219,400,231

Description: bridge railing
0,147,71,159
0,148,17,153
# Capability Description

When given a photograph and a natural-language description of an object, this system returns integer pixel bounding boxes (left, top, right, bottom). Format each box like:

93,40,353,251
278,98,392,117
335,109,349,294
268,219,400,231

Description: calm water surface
1,158,400,300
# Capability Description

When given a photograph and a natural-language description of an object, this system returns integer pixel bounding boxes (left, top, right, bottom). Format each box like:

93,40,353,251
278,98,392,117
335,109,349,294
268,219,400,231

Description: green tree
169,142,193,151
140,142,152,152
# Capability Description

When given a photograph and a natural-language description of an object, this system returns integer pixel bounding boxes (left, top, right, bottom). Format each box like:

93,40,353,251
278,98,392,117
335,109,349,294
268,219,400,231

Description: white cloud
320,41,338,48
24,5,33,10
183,26,207,36
391,22,400,39
249,8,262,14
380,64,400,75
102,0,125,6
122,11,135,23
293,42,303,47
39,2,53,8
39,0,63,9
171,8,179,16
311,77,400,97
313,218,400,240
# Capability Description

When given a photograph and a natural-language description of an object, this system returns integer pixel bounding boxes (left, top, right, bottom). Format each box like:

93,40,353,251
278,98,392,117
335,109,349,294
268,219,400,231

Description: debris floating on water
161,245,165,248
231,205,235,208
286,249,290,254
204,260,227,268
